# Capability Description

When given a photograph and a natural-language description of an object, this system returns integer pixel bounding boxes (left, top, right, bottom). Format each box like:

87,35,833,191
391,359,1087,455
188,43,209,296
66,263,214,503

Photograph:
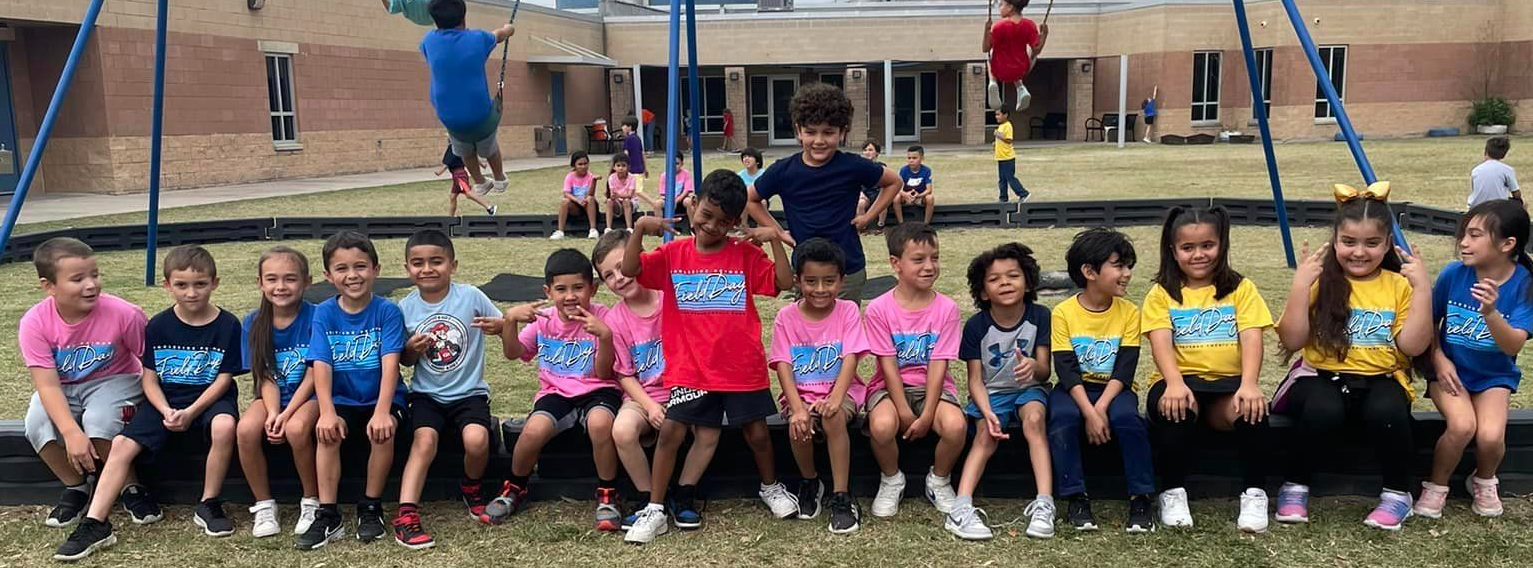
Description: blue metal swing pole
1233,0,1295,269
661,0,681,243
145,0,168,286
1278,0,1411,253
685,0,702,195
0,0,108,257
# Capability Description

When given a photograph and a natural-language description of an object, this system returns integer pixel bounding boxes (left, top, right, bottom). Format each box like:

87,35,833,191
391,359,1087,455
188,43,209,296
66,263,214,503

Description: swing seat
387,0,436,26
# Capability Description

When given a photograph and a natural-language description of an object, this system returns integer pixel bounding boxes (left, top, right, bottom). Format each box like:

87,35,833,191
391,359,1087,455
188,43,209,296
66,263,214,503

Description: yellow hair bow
1333,181,1391,203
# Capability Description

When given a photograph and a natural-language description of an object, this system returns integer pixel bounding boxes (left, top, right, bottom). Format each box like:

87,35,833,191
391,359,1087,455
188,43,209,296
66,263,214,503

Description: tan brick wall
846,67,871,145
961,63,986,146
1067,59,1096,141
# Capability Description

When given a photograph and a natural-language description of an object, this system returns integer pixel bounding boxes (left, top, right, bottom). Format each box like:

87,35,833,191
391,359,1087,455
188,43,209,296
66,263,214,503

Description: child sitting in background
554,151,601,240
435,142,496,217
855,141,888,230
658,154,696,217
605,155,655,234
894,146,936,226
1468,137,1520,208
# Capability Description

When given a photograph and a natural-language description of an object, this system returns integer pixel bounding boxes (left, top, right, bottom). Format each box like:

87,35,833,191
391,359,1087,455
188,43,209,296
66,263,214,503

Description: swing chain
495,0,522,102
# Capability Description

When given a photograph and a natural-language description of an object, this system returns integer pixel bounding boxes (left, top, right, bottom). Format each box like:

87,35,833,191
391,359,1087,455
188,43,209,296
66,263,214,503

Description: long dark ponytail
250,246,311,393
1461,199,1533,302
1312,199,1402,361
1155,205,1242,304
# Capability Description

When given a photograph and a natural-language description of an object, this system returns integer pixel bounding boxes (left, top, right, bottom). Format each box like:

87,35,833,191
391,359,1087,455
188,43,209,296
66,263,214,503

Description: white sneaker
549,230,565,240
474,180,494,195
925,469,957,514
1238,488,1269,533
491,179,508,194
624,506,669,544
1024,496,1056,539
293,497,320,536
759,482,799,519
1158,487,1193,528
249,500,280,538
871,472,905,518
1143,137,1153,144
944,503,993,541
486,205,497,216
587,229,600,239
603,228,613,235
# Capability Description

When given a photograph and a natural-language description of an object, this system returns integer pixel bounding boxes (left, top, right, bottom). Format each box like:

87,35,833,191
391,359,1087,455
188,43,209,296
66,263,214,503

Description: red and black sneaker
595,487,622,532
461,481,491,525
392,511,434,550
484,481,528,524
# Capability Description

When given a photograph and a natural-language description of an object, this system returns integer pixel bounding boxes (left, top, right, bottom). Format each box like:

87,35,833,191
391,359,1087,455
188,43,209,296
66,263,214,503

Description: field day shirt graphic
518,303,615,399
1435,261,1533,391
144,308,244,387
1051,295,1141,386
770,300,870,404
1141,280,1273,382
20,294,146,385
241,301,315,405
607,300,667,401
674,271,748,312
1301,272,1412,378
864,292,961,394
308,295,407,407
402,283,499,402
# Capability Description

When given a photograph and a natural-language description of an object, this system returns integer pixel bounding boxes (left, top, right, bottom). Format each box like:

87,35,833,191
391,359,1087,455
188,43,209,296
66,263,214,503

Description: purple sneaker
1274,483,1310,524
1363,491,1412,531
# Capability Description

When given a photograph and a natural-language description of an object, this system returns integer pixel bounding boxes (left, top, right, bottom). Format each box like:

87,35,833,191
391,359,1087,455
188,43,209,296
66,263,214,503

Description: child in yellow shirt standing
994,107,1029,204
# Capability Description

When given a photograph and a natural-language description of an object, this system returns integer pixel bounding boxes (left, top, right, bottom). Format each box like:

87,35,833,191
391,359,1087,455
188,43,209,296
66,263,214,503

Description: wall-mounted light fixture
1080,62,1093,74
248,0,265,10
614,74,624,84
852,69,863,79
730,71,740,81
971,66,983,75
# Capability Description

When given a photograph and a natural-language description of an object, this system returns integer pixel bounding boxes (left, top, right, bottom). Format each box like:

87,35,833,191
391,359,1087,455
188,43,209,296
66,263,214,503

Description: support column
1066,58,1094,141
845,66,870,144
725,66,747,150
962,63,987,145
610,68,635,123
883,60,894,154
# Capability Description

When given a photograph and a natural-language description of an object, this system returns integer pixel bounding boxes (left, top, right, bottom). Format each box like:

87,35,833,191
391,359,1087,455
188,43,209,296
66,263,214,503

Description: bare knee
461,425,490,454
237,415,266,447
587,412,615,441
612,420,641,447
743,423,771,449
1476,423,1506,449
210,414,237,443
868,413,898,443
1444,415,1478,444
412,428,440,454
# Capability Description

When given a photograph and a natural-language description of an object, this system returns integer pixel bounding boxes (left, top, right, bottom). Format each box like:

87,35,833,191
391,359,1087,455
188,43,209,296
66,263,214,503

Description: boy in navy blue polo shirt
895,145,936,226
296,231,408,551
422,0,516,195
53,245,245,562
747,82,903,302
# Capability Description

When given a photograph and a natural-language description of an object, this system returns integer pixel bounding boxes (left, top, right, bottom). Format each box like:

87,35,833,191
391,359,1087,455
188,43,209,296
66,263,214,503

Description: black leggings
1146,380,1269,490
1283,374,1413,492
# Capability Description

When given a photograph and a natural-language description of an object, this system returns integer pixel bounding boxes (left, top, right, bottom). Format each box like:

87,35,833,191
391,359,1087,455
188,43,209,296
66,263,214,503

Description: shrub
1469,97,1517,127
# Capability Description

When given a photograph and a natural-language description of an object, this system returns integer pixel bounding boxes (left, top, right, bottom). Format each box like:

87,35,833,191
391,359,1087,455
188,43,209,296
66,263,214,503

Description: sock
1035,494,1054,505
954,495,973,509
761,481,779,490
256,499,276,508
803,476,819,486
65,482,89,494
633,491,651,505
507,473,530,488
1280,482,1309,493
1474,474,1498,484
321,503,340,516
398,503,418,516
644,502,664,513
1422,481,1448,491
597,478,618,490
362,494,382,504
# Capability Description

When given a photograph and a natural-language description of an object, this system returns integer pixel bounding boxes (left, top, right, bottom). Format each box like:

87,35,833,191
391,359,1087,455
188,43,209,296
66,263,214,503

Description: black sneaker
356,499,386,543
46,489,89,528
1068,495,1098,531
827,492,861,535
295,507,344,550
796,478,825,520
119,484,162,525
1126,495,1156,534
668,485,703,530
53,517,115,562
194,499,235,537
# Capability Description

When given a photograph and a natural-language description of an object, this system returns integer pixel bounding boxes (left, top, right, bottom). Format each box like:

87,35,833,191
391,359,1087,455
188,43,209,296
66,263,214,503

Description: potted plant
1469,96,1516,135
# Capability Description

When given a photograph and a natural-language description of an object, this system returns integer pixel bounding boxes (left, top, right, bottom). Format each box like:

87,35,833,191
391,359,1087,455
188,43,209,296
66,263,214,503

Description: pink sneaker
1467,473,1504,517
1363,490,1413,531
1274,483,1310,524
1413,482,1448,519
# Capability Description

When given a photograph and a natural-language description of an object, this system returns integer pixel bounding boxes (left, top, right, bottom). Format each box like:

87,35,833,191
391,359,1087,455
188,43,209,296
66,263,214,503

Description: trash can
534,126,556,157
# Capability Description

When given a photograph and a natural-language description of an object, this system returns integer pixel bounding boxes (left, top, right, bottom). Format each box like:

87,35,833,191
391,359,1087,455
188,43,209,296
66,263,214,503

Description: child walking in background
435,143,496,217
1274,183,1433,531
237,246,321,539
622,116,648,191
947,242,1054,541
1142,207,1273,533
20,238,151,531
721,108,738,153
863,223,966,520
421,0,513,194
771,238,868,534
1048,228,1155,534
1417,200,1533,519
993,107,1029,205
555,151,601,240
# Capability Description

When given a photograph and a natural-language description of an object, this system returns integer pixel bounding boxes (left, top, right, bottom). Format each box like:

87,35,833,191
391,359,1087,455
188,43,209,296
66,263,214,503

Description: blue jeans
997,158,1028,201
1047,383,1155,497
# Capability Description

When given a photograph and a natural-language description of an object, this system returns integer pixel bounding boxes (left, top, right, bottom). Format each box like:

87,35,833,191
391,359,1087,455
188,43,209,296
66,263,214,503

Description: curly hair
967,242,1040,311
789,82,853,131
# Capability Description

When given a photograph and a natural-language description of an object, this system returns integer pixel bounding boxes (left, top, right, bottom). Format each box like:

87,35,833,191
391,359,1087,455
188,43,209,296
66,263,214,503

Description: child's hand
1398,246,1430,289
163,408,188,432
742,226,782,246
1233,383,1268,425
643,400,667,430
982,411,1010,440
367,411,396,445
816,395,844,421
503,301,549,325
1084,408,1111,445
471,316,506,336
570,305,610,339
633,216,681,238
1434,357,1465,397
789,409,813,442
1472,278,1501,315
63,431,99,475
1040,22,1049,38
264,412,286,444
317,412,346,445
896,405,918,431
1294,241,1329,287
903,412,934,440
1158,382,1195,423
406,333,433,355
1011,348,1035,383
852,211,877,230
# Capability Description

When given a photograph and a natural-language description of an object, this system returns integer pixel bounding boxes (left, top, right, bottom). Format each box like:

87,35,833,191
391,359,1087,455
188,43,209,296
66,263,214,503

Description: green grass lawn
16,136,1529,235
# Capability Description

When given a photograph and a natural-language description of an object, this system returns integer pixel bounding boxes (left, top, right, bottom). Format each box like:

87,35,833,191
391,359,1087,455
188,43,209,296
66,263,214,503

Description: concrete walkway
16,156,573,225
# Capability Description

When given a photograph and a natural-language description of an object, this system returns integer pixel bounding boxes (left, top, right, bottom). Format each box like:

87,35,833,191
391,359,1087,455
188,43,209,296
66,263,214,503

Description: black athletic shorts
665,386,777,428
121,385,238,458
409,393,493,434
531,389,621,434
333,403,408,444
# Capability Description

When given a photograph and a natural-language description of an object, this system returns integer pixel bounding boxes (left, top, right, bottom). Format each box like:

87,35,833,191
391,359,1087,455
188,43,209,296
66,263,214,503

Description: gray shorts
865,385,960,413
24,373,144,451
449,128,500,161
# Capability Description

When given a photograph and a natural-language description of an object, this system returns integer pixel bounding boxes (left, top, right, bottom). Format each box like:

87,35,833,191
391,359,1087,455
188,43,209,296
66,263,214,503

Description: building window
1315,45,1347,120
919,71,937,130
819,73,844,91
1252,47,1273,120
680,76,727,134
956,74,1000,128
1191,51,1220,123
749,76,769,133
265,53,298,147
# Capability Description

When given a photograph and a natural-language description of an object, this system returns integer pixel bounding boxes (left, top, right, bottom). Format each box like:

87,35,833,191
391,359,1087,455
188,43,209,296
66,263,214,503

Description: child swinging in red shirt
983,0,1050,112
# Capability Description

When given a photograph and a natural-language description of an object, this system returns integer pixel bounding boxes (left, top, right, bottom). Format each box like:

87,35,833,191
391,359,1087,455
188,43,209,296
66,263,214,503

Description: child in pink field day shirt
485,248,622,532
556,151,601,240
658,153,696,217
20,238,152,530
770,238,870,535
862,222,966,521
